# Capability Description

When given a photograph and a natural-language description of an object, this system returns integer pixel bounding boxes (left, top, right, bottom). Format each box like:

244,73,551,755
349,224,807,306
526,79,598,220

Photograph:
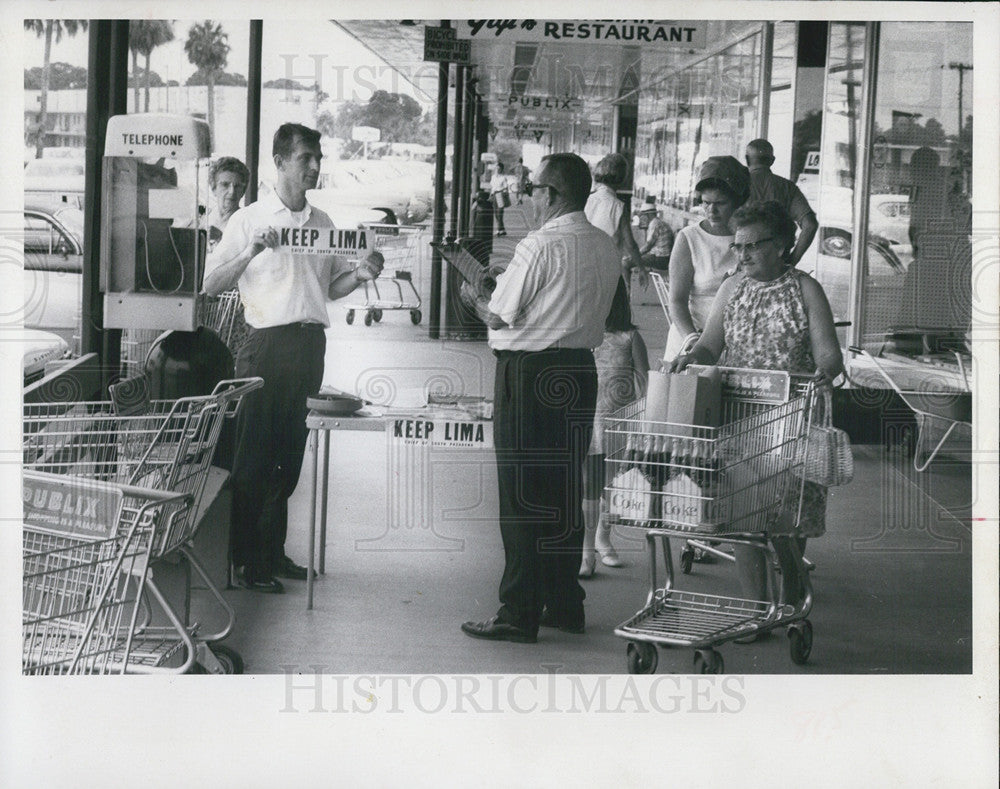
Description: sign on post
424,26,471,63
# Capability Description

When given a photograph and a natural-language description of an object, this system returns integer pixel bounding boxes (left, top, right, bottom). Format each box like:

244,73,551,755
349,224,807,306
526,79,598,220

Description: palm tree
129,20,175,113
23,20,88,158
184,21,229,147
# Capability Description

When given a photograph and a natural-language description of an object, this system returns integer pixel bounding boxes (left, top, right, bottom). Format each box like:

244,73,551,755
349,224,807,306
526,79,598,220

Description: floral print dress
723,268,827,537
587,330,638,457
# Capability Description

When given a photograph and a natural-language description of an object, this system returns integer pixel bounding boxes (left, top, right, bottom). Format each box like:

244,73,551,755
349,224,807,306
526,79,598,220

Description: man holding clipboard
204,123,383,593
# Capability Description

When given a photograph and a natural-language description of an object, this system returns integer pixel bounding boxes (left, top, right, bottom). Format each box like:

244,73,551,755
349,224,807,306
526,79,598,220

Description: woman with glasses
663,156,750,362
670,200,844,632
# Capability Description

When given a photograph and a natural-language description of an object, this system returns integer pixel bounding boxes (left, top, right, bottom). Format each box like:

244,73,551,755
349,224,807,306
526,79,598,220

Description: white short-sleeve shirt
584,183,626,248
204,192,353,328
487,212,621,351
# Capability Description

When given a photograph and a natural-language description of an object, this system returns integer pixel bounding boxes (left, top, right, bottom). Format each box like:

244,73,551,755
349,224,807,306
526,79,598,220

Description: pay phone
100,114,212,330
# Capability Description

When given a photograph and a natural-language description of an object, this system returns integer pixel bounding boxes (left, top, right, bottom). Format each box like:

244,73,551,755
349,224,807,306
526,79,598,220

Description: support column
245,21,263,204
458,78,476,237
428,25,451,340
448,65,465,241
82,21,129,388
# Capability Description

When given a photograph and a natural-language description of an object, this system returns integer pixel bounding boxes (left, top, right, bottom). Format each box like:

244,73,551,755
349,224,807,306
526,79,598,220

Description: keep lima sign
279,227,372,256
459,20,707,49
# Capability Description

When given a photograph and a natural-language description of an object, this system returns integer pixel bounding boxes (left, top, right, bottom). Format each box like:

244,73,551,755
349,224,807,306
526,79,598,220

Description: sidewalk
208,229,973,673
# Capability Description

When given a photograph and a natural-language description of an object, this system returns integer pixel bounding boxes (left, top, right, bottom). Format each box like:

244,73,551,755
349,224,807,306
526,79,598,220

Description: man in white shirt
204,123,383,593
461,153,621,642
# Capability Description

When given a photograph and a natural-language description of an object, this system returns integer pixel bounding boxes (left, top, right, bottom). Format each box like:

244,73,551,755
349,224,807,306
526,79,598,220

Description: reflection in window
870,22,972,341
812,22,866,326
634,28,763,212
766,22,797,179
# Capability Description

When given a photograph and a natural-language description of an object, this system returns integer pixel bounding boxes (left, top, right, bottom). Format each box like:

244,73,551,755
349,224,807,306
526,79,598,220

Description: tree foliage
184,21,230,145
129,20,175,112
184,21,230,74
25,62,88,90
23,20,88,157
186,69,247,87
24,19,87,43
263,78,310,90
127,68,167,89
334,90,424,143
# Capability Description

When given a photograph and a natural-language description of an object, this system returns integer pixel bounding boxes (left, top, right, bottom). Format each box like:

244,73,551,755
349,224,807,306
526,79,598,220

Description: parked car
24,157,86,208
811,232,908,331
815,188,913,264
22,203,84,354
22,329,71,385
315,159,431,224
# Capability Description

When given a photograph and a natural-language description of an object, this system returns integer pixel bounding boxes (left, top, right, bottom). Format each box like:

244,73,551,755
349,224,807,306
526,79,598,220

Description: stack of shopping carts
22,377,261,674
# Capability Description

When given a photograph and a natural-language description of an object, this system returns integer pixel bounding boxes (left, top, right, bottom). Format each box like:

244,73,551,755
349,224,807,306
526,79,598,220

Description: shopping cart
648,270,671,325
604,368,816,674
23,377,262,673
23,470,193,674
343,223,424,326
201,288,244,350
850,346,972,471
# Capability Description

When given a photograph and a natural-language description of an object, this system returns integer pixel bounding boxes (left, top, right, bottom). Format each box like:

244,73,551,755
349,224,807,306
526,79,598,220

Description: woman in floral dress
670,201,844,622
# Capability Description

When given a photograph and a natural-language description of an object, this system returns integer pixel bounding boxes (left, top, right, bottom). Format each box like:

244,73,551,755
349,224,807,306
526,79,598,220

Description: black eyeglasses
531,182,558,194
729,237,775,255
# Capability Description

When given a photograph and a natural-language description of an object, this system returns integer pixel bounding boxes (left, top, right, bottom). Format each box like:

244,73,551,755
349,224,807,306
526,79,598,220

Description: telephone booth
100,114,212,331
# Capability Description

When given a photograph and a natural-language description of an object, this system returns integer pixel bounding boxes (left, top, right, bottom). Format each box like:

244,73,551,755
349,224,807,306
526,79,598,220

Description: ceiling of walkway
335,19,708,139
335,20,759,148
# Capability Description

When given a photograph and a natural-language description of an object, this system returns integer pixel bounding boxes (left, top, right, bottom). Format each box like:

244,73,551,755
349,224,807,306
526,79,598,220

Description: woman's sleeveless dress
663,223,737,360
723,269,827,537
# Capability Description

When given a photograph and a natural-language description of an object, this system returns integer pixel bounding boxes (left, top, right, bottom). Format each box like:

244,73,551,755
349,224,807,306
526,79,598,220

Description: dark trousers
493,347,597,632
493,203,506,233
230,323,326,580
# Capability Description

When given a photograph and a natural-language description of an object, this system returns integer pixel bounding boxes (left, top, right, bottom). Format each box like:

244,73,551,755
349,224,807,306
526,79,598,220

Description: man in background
745,138,818,267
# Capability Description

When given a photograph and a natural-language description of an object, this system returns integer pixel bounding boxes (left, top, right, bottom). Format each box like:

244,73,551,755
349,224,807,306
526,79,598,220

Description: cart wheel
364,311,374,327
346,310,355,325
209,643,245,674
680,546,695,574
787,620,813,665
372,309,383,323
626,641,658,675
410,309,422,325
694,649,725,674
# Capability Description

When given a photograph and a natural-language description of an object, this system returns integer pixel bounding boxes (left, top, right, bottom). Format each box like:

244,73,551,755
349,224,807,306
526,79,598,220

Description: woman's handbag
796,388,854,487
494,189,511,209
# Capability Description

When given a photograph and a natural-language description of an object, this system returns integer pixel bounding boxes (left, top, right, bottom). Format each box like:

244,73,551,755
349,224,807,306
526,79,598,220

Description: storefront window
766,22,797,179
634,27,763,212
864,22,972,343
812,22,866,326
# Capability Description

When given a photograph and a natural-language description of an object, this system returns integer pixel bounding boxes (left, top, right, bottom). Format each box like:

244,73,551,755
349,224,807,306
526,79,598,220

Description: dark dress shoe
461,616,536,643
236,573,285,594
275,556,312,581
539,607,585,635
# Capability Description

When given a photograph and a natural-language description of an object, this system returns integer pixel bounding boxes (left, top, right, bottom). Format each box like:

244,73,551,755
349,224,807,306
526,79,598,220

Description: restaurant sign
457,20,707,49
